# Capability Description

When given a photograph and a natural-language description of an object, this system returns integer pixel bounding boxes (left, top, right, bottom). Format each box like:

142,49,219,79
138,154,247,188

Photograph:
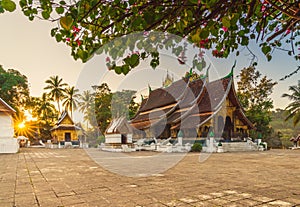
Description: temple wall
0,113,14,138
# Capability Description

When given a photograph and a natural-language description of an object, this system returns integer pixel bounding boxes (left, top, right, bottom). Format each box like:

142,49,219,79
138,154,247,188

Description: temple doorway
224,116,233,140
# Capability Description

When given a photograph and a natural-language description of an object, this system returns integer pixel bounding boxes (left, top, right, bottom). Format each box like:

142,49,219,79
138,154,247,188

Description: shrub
191,143,202,152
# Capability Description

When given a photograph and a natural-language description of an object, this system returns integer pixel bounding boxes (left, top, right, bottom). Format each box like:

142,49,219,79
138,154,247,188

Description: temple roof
105,117,133,134
50,125,81,131
0,98,15,114
130,71,254,130
56,111,74,125
51,111,80,131
138,77,189,112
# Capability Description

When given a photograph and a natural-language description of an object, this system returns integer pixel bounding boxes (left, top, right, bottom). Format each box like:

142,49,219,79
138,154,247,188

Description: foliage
84,129,103,148
78,90,96,128
6,0,298,75
270,108,300,148
0,65,29,112
62,86,80,118
26,93,58,141
89,83,141,134
111,90,139,119
129,96,140,119
0,0,16,13
92,83,112,134
237,66,277,140
191,142,202,152
184,69,206,81
282,82,300,126
44,75,68,113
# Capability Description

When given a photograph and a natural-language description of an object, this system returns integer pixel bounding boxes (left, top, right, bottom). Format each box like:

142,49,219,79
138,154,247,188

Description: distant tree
62,86,80,118
93,83,112,134
282,82,300,126
237,66,277,140
78,90,96,128
111,90,138,119
0,65,29,111
270,108,300,148
44,75,68,113
183,69,206,81
129,97,140,120
27,93,58,141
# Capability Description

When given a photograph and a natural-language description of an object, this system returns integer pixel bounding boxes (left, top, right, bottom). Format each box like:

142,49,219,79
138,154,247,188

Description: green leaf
0,6,4,13
42,11,50,19
190,29,201,43
55,34,62,42
222,16,231,28
1,0,16,12
250,33,256,39
60,16,74,30
230,13,239,25
114,39,122,47
200,29,209,39
130,54,139,68
115,66,122,74
56,7,64,15
189,0,198,4
241,36,249,46
77,49,88,61
122,65,130,75
262,45,271,55
51,28,58,37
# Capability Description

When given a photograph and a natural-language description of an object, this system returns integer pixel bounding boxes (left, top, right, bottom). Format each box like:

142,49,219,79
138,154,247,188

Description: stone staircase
221,141,258,152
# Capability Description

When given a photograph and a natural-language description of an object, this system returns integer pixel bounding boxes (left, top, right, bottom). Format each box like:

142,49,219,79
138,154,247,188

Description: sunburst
14,114,37,138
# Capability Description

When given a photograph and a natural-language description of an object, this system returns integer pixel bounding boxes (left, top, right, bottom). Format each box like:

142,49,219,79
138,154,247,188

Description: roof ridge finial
205,63,211,78
224,60,236,78
148,84,152,94
231,60,236,74
189,68,193,77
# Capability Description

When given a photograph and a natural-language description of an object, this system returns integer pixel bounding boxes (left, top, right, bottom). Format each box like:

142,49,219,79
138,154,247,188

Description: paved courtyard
0,148,299,207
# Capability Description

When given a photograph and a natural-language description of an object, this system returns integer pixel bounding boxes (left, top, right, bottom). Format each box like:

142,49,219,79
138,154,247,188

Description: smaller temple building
0,98,19,153
50,111,81,147
105,117,133,147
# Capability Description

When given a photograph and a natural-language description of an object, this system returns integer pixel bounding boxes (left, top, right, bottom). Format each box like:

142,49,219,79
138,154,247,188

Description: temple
50,111,81,147
130,68,254,142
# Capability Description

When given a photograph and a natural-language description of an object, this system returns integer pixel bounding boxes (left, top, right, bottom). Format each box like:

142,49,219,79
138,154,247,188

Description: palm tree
78,90,95,128
62,86,80,118
282,83,300,126
36,93,58,123
44,75,68,113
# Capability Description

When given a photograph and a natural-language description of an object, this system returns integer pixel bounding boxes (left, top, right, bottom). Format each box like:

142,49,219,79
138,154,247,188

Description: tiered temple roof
130,71,253,132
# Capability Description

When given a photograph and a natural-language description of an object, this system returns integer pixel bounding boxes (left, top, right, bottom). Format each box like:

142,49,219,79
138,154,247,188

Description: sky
0,6,299,112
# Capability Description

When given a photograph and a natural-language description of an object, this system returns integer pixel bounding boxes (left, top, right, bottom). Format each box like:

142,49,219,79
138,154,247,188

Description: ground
0,148,300,207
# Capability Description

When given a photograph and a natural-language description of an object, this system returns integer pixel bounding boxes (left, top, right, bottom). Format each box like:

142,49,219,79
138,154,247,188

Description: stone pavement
0,148,300,207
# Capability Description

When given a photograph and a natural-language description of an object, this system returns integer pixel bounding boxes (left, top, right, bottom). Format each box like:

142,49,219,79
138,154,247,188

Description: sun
14,114,36,137
18,122,25,129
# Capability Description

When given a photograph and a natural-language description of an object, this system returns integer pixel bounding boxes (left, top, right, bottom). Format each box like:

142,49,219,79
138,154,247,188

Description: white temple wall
0,113,14,138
